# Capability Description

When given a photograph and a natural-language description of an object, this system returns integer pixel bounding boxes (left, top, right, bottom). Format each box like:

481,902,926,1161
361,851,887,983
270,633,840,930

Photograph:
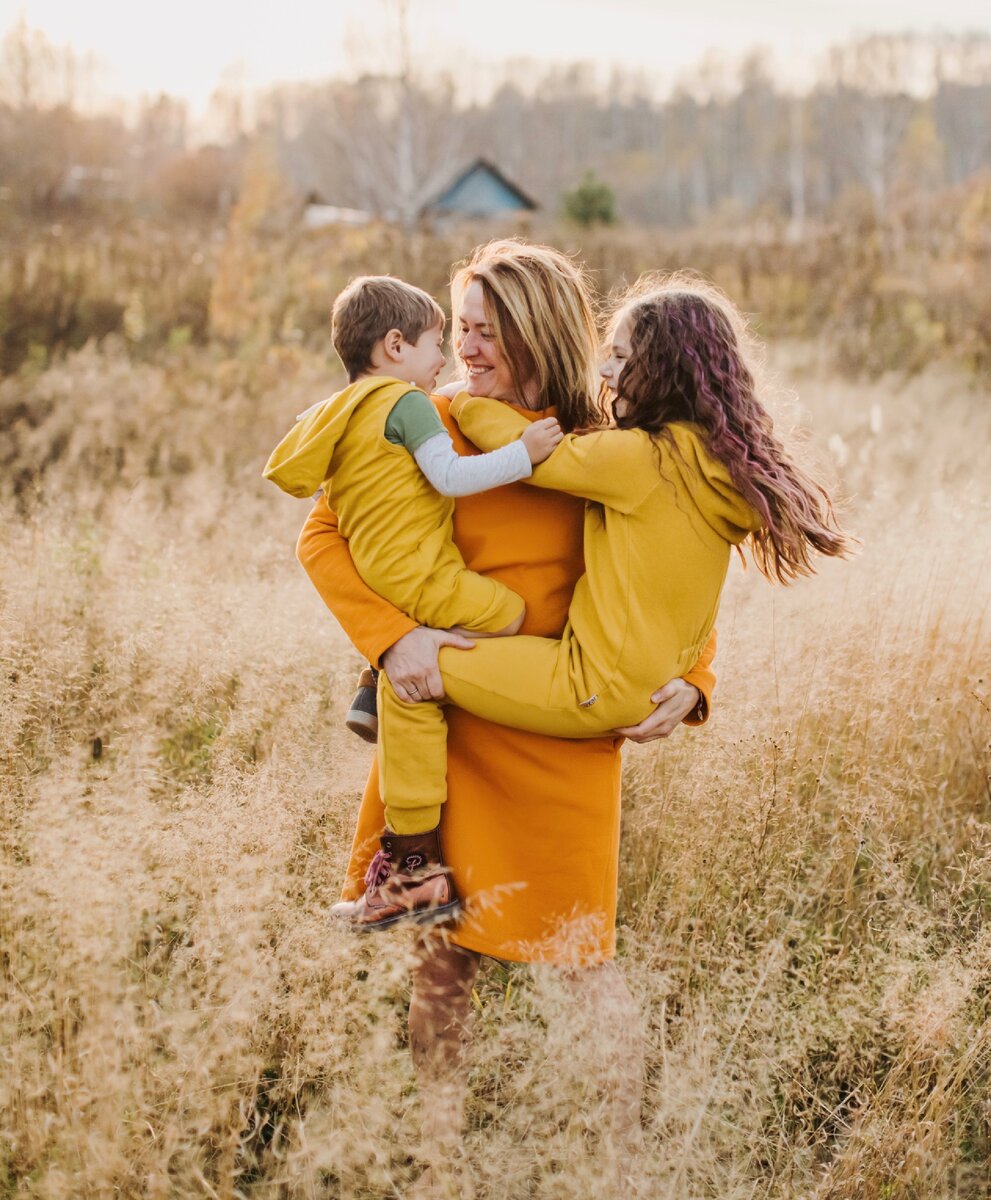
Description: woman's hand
381,626,475,703
613,678,702,743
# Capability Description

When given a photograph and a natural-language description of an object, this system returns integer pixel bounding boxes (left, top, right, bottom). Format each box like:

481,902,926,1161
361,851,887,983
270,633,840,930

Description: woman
295,240,715,1188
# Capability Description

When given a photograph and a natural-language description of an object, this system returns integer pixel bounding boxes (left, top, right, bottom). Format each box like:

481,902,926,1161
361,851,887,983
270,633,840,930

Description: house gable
426,159,537,219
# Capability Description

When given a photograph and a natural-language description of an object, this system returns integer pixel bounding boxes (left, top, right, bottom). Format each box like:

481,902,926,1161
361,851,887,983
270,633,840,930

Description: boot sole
345,711,378,744
355,900,462,933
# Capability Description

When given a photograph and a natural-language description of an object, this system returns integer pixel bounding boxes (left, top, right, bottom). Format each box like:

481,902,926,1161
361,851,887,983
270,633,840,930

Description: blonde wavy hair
450,239,604,432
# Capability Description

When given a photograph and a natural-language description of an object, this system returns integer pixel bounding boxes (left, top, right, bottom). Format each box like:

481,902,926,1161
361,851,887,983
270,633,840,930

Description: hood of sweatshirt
665,423,765,544
263,376,413,498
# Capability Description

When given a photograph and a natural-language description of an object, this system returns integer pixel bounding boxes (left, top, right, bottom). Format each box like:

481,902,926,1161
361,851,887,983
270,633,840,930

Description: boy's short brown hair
332,275,445,380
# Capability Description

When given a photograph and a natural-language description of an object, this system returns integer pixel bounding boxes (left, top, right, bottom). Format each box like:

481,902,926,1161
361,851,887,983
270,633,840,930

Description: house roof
420,158,538,216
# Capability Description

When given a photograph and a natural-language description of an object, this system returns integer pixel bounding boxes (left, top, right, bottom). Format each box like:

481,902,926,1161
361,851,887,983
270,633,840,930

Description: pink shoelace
364,849,391,890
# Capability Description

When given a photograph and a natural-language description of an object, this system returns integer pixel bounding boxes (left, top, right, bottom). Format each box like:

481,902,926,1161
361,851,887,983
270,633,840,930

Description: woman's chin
465,377,519,403
464,375,490,396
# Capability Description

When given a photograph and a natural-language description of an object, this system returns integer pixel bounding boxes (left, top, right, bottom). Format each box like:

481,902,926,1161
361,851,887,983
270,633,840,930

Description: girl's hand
613,678,702,743
381,626,475,703
521,417,563,465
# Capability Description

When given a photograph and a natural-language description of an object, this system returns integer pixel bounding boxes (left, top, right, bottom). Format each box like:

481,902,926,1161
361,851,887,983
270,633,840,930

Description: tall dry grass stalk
2,338,990,1198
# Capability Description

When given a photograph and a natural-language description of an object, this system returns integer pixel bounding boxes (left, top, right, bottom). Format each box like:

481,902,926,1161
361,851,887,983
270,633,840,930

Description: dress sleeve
681,627,717,725
451,393,652,513
295,493,417,668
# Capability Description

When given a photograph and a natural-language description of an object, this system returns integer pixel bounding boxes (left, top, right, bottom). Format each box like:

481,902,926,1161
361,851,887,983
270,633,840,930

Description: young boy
264,276,561,925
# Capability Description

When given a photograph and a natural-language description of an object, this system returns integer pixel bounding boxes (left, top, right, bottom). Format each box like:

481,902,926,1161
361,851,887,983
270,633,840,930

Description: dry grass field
2,264,990,1195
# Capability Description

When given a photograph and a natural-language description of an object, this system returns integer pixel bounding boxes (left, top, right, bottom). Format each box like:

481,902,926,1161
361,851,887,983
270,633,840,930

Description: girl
334,272,854,931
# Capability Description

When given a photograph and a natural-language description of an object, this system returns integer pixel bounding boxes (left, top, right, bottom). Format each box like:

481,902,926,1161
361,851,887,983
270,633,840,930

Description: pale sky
10,0,991,116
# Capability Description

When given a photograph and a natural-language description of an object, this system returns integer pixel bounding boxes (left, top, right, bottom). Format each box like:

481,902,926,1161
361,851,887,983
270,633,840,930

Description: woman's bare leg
558,961,645,1157
407,933,480,1193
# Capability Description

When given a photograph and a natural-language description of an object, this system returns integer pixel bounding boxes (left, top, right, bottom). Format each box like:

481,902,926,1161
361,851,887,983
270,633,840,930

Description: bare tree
0,17,56,109
788,96,807,239
824,35,921,217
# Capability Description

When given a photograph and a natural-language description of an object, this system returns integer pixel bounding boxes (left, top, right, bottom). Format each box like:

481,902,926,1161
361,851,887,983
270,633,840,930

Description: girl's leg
408,935,481,1190
440,635,635,737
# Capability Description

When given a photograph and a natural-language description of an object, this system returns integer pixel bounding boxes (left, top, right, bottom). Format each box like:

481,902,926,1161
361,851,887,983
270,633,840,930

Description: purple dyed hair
612,274,854,583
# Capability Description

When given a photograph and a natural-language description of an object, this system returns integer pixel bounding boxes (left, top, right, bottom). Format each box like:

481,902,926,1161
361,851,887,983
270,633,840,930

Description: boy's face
397,321,446,392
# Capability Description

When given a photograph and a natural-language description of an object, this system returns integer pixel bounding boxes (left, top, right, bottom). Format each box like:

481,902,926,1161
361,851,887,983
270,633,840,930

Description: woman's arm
682,627,716,724
296,494,416,667
296,495,475,693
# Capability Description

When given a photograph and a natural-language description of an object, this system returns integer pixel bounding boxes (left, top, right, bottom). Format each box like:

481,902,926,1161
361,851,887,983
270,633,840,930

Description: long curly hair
611,273,855,583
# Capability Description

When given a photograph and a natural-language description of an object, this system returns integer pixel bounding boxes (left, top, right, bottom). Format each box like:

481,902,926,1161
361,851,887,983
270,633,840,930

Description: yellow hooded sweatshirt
263,377,523,633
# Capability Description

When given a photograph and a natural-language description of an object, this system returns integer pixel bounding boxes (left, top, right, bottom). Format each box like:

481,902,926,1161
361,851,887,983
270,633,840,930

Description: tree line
2,18,990,230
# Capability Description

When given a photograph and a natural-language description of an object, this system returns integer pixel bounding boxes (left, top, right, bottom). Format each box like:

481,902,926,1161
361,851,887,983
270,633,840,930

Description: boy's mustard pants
377,634,663,834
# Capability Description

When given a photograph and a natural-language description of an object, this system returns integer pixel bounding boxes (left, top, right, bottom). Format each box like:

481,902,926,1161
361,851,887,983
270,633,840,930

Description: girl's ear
382,328,404,362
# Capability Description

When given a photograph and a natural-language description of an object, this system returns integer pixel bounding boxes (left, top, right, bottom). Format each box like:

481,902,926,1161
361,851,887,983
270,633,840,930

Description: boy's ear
382,328,404,362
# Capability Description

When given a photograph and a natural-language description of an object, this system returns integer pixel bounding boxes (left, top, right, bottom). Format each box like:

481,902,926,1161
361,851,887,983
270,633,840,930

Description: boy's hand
521,417,563,465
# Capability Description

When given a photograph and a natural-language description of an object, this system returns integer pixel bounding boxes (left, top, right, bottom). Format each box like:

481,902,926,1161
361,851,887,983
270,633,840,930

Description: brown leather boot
331,828,461,932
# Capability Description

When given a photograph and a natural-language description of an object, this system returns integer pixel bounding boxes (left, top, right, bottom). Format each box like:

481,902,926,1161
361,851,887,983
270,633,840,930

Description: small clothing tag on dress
578,694,598,708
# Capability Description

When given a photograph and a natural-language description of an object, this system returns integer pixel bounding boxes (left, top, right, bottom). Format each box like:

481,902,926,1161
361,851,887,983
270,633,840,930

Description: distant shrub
562,171,618,227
